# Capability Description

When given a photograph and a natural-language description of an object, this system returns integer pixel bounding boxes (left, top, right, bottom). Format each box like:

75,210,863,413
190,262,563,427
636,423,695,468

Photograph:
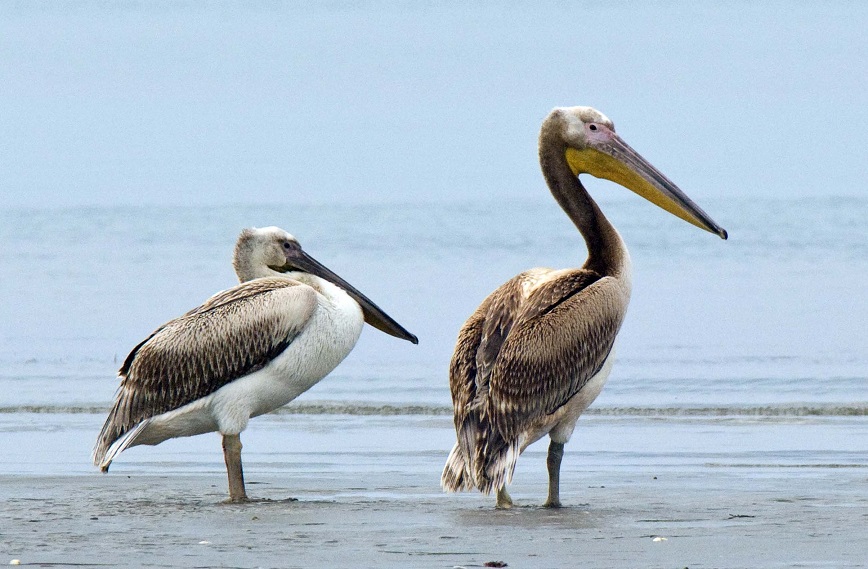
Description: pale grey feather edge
93,278,317,468
98,420,151,471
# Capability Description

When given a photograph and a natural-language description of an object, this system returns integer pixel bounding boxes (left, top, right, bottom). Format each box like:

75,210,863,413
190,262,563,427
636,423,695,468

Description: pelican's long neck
538,131,628,276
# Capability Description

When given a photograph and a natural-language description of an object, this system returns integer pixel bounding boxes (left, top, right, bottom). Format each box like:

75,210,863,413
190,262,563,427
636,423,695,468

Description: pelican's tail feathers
475,439,520,495
441,442,474,492
92,419,150,472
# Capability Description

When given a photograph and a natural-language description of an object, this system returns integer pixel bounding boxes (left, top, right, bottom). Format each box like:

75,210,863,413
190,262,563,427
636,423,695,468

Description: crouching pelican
93,226,417,502
441,107,727,508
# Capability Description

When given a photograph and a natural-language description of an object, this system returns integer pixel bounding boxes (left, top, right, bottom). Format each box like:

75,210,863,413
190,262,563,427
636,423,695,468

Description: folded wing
93,277,317,466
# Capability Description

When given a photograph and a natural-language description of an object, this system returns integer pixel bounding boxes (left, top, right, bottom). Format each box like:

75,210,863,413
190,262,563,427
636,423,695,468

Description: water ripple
2,402,865,417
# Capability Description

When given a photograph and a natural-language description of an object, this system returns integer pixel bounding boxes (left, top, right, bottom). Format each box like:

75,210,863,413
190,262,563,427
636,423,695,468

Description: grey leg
495,486,513,509
542,440,564,508
222,433,248,502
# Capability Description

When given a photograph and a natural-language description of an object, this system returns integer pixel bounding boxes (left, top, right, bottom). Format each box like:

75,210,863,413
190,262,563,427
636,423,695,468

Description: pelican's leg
222,433,248,502
495,486,513,509
542,440,564,508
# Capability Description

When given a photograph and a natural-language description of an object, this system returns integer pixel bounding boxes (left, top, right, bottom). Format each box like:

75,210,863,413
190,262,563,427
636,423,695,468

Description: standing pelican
441,107,727,508
93,226,417,502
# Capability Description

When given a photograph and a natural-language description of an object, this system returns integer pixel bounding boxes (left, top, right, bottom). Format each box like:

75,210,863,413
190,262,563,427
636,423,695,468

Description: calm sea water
0,197,866,477
1,1,866,508
1,196,865,412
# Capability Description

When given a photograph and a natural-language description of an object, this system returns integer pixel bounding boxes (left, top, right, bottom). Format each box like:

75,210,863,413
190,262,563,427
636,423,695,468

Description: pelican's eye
283,241,291,249
589,124,598,131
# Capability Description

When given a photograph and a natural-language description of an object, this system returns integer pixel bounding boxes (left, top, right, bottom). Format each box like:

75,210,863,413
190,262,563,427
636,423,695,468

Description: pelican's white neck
283,272,355,306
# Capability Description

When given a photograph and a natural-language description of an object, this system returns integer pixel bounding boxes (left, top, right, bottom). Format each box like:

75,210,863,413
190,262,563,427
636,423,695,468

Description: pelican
93,226,417,502
441,107,727,508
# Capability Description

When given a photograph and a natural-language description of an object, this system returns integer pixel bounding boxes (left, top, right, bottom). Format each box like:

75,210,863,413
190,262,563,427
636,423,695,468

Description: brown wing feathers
94,278,315,464
490,271,621,440
448,268,624,492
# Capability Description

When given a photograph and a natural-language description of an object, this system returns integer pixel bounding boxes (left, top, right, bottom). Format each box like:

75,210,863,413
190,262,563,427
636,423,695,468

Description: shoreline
2,412,867,568
2,467,865,568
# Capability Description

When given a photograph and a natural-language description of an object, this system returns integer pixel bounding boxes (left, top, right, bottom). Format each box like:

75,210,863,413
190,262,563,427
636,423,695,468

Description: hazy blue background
1,2,865,420
0,1,866,486
2,1,866,209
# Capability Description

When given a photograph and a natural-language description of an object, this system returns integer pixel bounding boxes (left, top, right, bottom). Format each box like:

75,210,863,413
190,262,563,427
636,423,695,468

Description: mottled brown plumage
487,270,621,439
93,226,417,501
448,266,628,495
442,106,727,508
93,278,314,467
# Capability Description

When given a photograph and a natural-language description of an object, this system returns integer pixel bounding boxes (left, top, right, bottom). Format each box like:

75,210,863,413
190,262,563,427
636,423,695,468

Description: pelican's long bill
281,248,419,344
565,136,728,239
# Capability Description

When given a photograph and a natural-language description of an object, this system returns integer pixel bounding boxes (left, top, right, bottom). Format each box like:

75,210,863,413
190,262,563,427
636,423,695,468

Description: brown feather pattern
446,268,627,493
93,277,316,465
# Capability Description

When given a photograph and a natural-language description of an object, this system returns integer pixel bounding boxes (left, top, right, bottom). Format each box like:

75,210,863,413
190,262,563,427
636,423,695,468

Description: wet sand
2,468,866,568
1,413,866,568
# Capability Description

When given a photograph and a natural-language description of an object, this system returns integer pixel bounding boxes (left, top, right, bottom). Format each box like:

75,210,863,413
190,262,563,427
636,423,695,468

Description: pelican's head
543,106,727,239
233,226,301,280
234,226,418,344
